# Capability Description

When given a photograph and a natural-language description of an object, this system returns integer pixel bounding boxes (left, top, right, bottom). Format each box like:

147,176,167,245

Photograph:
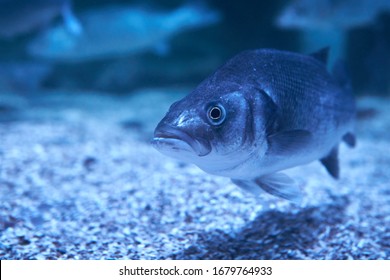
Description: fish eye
207,105,226,125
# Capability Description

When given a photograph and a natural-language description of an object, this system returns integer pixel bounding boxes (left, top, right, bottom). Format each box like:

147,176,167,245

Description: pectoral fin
232,172,302,204
268,129,312,156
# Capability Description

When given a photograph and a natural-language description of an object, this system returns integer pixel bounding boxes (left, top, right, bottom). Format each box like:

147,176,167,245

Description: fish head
152,85,273,174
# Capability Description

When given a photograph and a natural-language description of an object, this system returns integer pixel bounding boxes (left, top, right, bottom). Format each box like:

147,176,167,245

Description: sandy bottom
0,89,389,259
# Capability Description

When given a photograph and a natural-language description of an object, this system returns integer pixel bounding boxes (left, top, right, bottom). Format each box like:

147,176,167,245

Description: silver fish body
152,48,356,203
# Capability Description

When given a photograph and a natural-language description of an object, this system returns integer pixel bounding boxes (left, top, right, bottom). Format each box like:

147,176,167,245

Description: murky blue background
0,0,389,95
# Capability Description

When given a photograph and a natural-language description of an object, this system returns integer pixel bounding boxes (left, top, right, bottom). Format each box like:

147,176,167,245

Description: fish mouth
152,125,211,157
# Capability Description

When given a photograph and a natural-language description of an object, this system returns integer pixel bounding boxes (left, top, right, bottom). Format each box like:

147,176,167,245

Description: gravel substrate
0,90,389,259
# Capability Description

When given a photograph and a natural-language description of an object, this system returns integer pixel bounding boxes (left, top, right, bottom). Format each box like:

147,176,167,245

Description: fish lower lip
153,126,211,156
151,137,194,155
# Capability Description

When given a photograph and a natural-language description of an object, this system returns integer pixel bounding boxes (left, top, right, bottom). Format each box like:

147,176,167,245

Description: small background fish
27,3,221,61
275,0,390,86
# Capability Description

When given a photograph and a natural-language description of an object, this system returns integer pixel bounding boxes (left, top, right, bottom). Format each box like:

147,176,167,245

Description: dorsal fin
310,47,330,64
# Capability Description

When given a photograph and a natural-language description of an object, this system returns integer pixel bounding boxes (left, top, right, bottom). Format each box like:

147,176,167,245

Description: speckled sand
0,89,389,259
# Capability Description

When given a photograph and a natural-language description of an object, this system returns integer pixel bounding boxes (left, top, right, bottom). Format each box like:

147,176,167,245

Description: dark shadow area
169,196,350,260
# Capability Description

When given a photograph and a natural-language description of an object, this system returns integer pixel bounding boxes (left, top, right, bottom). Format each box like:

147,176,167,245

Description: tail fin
332,59,351,91
333,61,356,149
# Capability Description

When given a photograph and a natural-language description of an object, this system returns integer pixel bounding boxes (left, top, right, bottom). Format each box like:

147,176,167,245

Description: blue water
0,0,389,96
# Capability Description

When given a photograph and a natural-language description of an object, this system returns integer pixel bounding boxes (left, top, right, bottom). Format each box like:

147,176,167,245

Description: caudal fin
332,59,351,91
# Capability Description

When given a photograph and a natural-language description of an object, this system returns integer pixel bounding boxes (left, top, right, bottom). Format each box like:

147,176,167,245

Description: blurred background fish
276,0,390,66
0,0,81,39
27,3,221,61
0,0,389,98
276,0,390,30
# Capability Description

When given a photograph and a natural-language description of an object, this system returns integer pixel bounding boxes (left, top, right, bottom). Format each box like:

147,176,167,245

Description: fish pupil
210,107,221,119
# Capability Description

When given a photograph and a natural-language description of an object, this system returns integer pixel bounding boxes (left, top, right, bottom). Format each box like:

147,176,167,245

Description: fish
275,0,390,68
0,0,81,38
152,48,356,203
276,0,390,30
27,4,221,62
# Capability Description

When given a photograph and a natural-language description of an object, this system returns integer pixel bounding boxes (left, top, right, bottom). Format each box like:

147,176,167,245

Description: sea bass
276,0,390,30
275,0,390,68
152,48,356,203
27,4,220,62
